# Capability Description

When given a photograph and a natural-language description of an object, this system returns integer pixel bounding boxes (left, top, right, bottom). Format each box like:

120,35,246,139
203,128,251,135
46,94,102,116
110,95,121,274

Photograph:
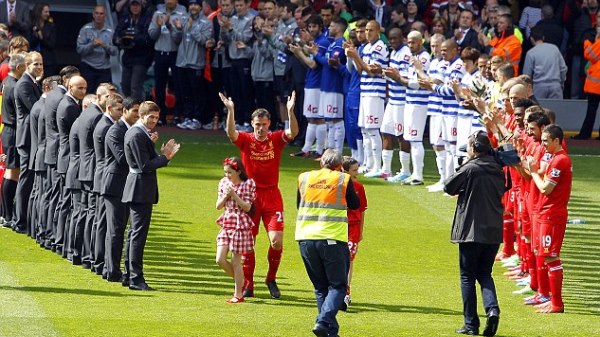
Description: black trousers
229,59,254,125
71,189,87,262
580,93,600,137
35,169,49,241
153,51,178,123
79,62,112,95
45,165,61,246
28,170,43,238
93,194,107,275
458,242,500,330
54,174,70,254
127,202,152,286
81,181,96,266
14,148,34,231
104,195,129,280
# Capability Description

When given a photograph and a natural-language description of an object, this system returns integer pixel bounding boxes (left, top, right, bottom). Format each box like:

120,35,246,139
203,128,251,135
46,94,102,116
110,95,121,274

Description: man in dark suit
54,75,87,256
122,101,180,290
91,93,123,277
29,77,57,239
454,10,482,52
0,0,31,37
41,65,80,249
78,83,116,269
103,97,140,283
1,53,25,231
13,51,43,234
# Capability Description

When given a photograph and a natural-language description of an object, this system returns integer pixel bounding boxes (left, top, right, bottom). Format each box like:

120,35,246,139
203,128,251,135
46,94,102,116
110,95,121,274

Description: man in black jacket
444,131,505,337
103,97,141,283
122,101,180,290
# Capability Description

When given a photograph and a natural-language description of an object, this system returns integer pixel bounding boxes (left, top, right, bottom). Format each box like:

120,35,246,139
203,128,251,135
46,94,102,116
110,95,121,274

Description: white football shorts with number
303,88,322,118
380,103,405,136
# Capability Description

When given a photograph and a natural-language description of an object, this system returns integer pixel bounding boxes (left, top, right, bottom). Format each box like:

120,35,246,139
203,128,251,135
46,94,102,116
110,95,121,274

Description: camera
120,26,136,49
493,143,520,167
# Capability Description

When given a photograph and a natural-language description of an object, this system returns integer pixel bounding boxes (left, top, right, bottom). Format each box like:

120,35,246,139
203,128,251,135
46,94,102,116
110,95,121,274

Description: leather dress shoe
571,134,590,140
13,226,27,234
482,309,500,336
72,257,82,265
456,326,478,335
81,262,92,269
312,323,328,337
129,283,154,291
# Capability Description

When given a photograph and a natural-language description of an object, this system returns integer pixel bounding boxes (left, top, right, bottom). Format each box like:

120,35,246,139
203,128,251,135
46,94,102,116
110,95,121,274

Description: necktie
8,4,14,16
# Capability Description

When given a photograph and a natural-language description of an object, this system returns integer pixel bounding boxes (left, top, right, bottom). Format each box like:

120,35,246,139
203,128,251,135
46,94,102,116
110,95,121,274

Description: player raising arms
220,91,298,299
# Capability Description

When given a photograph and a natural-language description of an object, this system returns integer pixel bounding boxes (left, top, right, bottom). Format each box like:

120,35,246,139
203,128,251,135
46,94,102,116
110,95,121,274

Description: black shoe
14,226,27,234
456,326,478,335
129,283,154,291
482,310,499,337
242,288,254,298
121,277,130,287
266,280,281,299
2,221,12,228
81,262,92,269
72,257,82,265
55,248,63,256
312,323,329,337
571,134,590,140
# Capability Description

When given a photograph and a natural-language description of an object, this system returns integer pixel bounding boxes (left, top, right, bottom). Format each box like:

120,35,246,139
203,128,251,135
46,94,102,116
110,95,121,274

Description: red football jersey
348,179,367,225
234,130,290,189
527,141,546,213
538,150,572,218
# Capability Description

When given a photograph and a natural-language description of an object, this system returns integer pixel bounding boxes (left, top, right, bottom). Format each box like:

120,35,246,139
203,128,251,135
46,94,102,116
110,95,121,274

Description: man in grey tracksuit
148,0,185,125
219,0,255,129
174,0,213,130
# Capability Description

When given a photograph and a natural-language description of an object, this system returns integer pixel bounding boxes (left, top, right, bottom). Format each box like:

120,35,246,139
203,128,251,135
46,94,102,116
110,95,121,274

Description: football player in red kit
221,92,298,299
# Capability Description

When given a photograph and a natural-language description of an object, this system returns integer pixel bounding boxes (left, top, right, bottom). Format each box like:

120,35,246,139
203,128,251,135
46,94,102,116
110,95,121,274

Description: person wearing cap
444,130,505,337
114,0,154,102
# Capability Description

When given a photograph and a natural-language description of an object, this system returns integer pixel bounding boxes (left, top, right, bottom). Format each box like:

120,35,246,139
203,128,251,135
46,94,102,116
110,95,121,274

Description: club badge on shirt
550,168,561,178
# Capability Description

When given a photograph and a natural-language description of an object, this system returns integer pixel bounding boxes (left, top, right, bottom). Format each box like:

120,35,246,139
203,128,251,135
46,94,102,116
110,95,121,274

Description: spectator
0,35,29,81
114,0,153,102
219,0,256,131
29,2,57,76
518,0,542,39
453,9,481,52
481,14,521,75
387,5,410,37
76,5,118,94
573,23,600,140
0,0,30,38
174,0,213,130
533,5,565,53
522,26,567,99
333,0,352,23
569,0,597,99
148,0,187,125
405,0,421,24
366,0,391,32
430,16,447,37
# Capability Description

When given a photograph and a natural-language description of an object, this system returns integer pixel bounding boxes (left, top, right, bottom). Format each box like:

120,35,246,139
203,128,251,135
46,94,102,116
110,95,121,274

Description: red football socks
547,259,564,308
536,255,550,297
266,246,282,282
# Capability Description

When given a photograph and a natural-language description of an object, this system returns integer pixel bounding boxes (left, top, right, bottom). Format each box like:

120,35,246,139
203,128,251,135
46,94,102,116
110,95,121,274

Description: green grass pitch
0,131,598,337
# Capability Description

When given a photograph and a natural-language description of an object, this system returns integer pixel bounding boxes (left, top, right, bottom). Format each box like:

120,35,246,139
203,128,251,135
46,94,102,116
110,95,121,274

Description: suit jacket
102,120,129,198
15,73,42,151
78,103,103,183
92,115,114,193
56,94,81,174
35,97,47,172
1,75,18,127
43,86,67,165
0,0,30,37
458,29,482,52
65,118,82,190
29,97,44,171
121,125,169,204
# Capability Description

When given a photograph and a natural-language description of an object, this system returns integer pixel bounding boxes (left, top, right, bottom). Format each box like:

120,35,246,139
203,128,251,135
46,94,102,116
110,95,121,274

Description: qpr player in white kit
346,20,388,175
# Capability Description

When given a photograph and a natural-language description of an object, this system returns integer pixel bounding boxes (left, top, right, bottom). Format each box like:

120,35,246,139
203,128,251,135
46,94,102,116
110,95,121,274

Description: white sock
284,120,289,130
381,149,394,174
399,150,411,176
435,149,446,182
356,139,364,166
445,143,456,178
334,120,345,154
316,123,327,154
368,129,382,171
411,141,425,181
302,123,316,153
351,148,358,161
361,129,372,169
326,121,334,149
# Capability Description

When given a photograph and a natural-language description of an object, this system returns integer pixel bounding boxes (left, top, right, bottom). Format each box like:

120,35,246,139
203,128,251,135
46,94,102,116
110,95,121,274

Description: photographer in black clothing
444,130,505,337
114,0,153,101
